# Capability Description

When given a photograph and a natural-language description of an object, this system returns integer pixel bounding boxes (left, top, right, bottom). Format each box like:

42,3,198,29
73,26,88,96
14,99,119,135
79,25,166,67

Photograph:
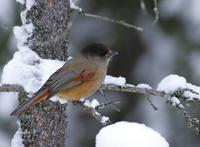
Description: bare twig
80,11,143,31
140,0,147,16
140,0,159,25
71,7,143,31
146,95,158,110
152,0,159,25
72,101,112,126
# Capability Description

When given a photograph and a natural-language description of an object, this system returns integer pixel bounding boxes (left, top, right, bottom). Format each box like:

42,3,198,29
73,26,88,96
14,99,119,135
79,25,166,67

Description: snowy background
0,0,200,147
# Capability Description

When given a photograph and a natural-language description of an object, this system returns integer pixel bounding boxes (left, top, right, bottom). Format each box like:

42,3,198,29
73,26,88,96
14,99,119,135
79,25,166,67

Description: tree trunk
19,0,73,146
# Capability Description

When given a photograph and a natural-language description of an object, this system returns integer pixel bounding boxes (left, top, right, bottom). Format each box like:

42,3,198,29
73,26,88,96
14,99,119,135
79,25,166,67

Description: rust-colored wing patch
80,70,96,82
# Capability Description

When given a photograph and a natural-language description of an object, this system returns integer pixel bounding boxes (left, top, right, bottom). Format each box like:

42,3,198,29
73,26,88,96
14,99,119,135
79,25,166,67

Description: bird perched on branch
11,43,118,117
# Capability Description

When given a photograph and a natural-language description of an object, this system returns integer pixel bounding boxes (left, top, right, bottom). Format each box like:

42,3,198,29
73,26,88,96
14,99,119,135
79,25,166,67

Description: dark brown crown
81,43,110,58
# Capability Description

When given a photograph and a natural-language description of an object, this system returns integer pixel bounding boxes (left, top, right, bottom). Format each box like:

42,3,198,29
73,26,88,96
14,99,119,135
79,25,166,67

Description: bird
11,43,118,117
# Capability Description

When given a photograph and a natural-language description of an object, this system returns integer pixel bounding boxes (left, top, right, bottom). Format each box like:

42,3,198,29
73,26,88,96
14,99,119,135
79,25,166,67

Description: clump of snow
70,0,82,12
137,83,152,89
91,99,100,108
104,75,126,86
157,74,187,93
183,83,200,101
3,0,65,104
50,96,68,104
11,122,24,147
2,48,41,93
1,47,65,98
157,74,200,101
16,0,25,5
101,116,109,124
96,121,169,147
83,99,100,108
14,0,35,48
13,25,34,48
83,100,91,107
26,0,35,11
169,97,181,107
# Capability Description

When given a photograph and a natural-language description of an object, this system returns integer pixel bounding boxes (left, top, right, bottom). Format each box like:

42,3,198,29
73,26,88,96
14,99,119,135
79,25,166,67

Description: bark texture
19,0,73,146
27,0,72,61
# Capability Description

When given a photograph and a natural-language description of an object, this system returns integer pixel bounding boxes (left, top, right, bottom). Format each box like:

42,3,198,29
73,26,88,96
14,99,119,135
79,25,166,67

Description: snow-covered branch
1,74,199,134
102,75,200,135
0,84,26,93
0,84,28,103
73,100,113,126
102,81,200,104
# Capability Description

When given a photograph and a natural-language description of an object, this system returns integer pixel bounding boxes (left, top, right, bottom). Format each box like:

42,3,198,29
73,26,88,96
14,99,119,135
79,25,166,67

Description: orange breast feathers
57,70,103,101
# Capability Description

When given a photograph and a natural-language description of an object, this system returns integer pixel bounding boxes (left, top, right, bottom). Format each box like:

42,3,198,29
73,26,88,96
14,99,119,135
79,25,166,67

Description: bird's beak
110,51,118,57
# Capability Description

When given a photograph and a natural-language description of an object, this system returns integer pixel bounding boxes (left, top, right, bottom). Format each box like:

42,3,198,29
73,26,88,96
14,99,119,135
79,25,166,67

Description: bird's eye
100,51,107,57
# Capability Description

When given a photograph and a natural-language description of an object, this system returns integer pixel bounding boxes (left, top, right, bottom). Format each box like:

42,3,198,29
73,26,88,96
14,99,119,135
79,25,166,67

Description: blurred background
0,0,200,146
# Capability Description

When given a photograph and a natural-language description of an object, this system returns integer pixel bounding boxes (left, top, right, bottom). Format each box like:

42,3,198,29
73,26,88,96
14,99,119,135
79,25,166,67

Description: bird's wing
38,58,96,97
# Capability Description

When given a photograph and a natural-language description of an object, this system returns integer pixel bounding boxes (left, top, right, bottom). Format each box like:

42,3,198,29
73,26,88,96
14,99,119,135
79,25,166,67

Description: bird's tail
10,89,49,117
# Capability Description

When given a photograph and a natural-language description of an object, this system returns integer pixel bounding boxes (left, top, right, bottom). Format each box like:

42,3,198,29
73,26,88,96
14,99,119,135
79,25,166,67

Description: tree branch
1,79,199,135
152,0,159,25
101,83,200,135
0,84,28,104
70,2,143,31
72,100,113,126
79,11,143,31
140,0,159,25
0,84,25,93
102,84,199,103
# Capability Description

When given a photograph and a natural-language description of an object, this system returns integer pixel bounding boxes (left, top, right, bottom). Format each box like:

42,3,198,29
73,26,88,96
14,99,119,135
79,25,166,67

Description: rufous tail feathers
10,89,49,117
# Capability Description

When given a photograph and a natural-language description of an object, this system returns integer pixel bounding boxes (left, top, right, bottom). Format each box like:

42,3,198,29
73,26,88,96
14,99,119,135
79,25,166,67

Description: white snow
96,121,169,147
101,116,109,124
157,74,187,93
84,99,100,108
70,0,82,12
13,24,34,48
26,0,35,11
91,99,100,108
2,0,68,104
136,83,152,89
1,47,65,97
14,0,35,48
157,74,200,101
16,0,25,5
169,97,181,107
11,122,24,147
183,83,200,101
104,75,126,86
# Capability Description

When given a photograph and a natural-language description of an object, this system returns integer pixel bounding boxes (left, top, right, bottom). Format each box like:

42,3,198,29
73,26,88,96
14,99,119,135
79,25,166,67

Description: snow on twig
101,74,200,135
